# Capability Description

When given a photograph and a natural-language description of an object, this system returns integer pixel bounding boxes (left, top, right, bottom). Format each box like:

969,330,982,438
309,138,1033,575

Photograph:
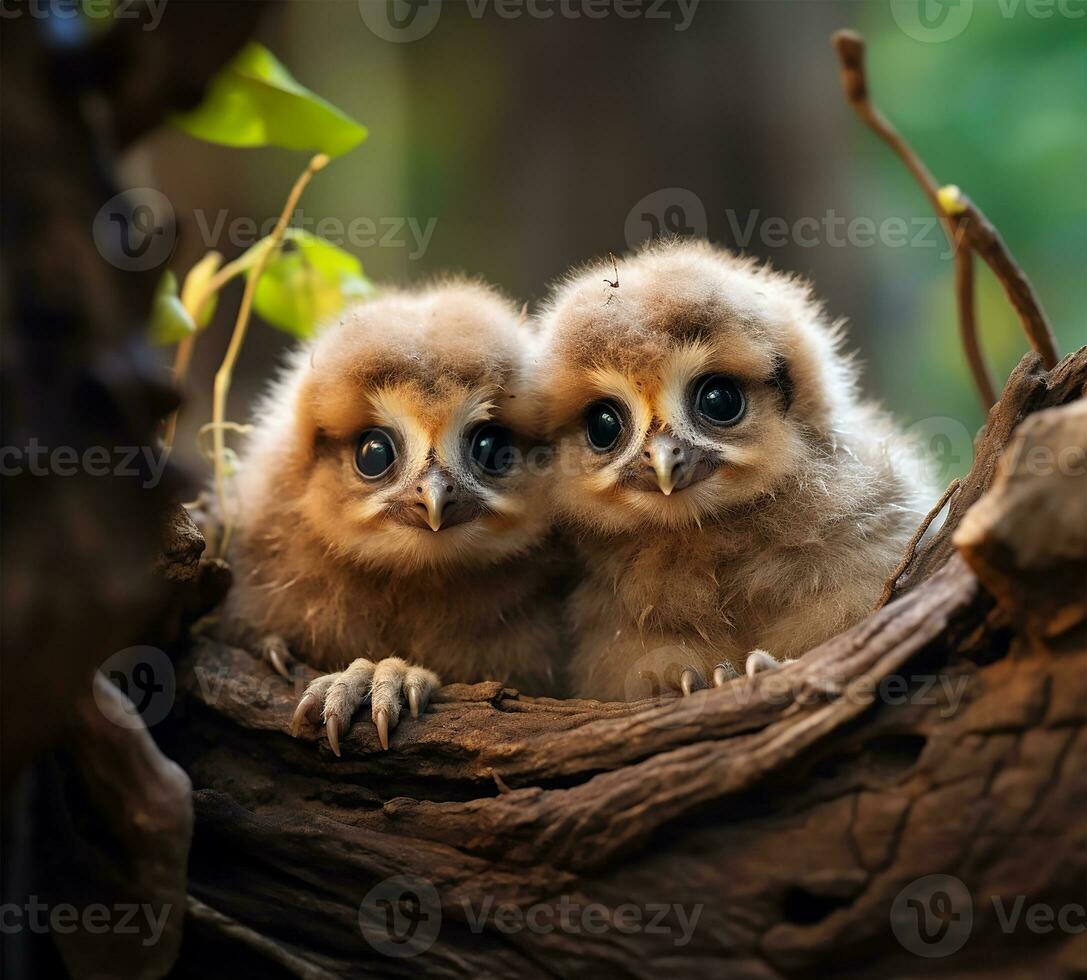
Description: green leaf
253,232,375,339
149,270,197,346
170,43,367,157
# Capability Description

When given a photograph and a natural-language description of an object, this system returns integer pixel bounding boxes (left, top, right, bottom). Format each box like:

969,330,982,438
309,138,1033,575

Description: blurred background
135,0,1086,480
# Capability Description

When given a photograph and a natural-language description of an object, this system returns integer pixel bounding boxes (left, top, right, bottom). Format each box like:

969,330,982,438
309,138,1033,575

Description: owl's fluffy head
535,239,860,534
235,280,550,573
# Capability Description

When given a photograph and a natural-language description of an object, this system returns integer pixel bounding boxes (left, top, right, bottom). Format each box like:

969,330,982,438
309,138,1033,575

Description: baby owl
536,240,934,701
222,280,565,752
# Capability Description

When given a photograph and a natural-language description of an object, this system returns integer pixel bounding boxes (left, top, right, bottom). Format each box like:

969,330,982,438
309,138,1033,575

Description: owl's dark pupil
471,424,515,475
586,402,623,451
696,375,746,426
355,430,396,478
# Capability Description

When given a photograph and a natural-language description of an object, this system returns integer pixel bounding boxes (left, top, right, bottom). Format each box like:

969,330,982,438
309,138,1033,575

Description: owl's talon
290,692,318,737
373,708,390,751
679,667,703,696
713,662,739,687
407,685,421,720
259,634,295,680
269,649,289,679
326,715,342,757
745,649,795,677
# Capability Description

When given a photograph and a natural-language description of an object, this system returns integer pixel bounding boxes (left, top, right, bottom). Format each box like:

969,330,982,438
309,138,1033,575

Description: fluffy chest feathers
582,527,757,642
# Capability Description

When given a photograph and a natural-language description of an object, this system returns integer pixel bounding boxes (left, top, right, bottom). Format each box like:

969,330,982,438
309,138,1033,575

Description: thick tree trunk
166,350,1087,978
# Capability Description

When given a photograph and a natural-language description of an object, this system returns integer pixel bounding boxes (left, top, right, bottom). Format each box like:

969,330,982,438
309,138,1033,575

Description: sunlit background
135,0,1086,482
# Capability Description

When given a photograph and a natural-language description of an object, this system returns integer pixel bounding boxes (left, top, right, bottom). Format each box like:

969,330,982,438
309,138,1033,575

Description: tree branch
832,30,997,409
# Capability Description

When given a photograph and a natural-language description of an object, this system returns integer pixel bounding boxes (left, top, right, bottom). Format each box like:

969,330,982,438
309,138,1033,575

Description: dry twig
832,30,997,409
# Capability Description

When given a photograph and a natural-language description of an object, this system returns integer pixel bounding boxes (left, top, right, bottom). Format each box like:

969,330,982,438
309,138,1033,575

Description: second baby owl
221,280,566,752
536,240,934,701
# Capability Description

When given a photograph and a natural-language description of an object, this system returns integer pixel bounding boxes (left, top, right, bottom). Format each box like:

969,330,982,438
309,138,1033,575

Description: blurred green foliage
859,4,1086,468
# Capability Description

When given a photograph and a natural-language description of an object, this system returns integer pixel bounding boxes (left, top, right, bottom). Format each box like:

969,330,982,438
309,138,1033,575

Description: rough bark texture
165,349,1087,978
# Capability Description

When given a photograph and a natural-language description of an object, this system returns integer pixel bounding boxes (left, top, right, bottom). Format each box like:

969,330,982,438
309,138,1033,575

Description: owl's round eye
355,429,397,479
695,375,746,426
585,401,624,451
470,424,515,475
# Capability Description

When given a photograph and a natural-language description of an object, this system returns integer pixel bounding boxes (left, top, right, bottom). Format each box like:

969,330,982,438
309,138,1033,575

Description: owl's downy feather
535,239,936,700
222,279,568,691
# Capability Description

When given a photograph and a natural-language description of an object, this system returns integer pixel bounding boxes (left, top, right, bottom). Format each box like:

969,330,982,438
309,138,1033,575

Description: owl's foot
677,661,741,695
289,657,440,756
258,633,295,680
675,654,792,694
744,648,796,676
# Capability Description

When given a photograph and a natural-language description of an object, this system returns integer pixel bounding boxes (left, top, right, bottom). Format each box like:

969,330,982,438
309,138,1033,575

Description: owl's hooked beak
406,466,480,532
643,432,704,496
417,467,454,531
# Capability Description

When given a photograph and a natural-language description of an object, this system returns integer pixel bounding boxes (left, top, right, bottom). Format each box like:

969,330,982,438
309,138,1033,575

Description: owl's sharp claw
259,634,295,680
326,715,342,757
374,708,390,751
680,667,702,696
269,648,290,680
291,693,316,737
745,649,795,676
407,685,421,720
713,662,739,686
